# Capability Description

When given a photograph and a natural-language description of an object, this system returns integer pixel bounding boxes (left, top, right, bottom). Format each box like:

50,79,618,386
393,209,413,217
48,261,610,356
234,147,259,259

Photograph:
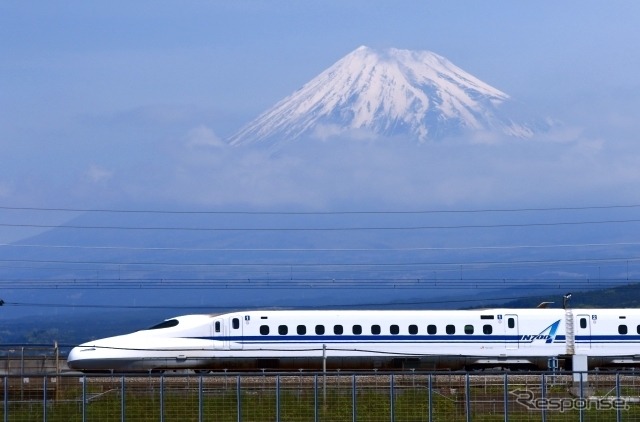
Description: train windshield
146,319,179,330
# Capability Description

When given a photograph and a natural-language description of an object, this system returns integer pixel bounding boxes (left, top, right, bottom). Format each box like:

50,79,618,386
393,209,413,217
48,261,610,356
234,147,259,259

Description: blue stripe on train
188,334,640,345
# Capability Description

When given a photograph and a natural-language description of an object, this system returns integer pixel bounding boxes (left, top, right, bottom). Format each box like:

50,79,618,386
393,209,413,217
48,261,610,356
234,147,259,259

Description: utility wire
2,204,640,215
1,255,639,268
2,241,640,253
0,277,633,290
2,218,640,232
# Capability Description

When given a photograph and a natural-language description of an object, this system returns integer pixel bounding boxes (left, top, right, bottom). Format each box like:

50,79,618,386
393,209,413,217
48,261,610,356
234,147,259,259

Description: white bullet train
67,307,640,372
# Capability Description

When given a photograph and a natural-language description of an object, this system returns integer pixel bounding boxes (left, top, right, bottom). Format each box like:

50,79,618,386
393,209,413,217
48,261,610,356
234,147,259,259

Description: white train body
67,308,640,372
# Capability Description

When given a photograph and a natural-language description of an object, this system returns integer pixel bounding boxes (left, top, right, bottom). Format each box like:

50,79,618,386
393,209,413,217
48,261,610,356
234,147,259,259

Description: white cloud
184,125,225,148
135,129,640,210
311,124,379,142
85,164,113,184
0,181,13,198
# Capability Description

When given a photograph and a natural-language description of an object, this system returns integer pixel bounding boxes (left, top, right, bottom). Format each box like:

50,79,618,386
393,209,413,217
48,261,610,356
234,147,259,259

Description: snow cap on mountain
228,46,548,147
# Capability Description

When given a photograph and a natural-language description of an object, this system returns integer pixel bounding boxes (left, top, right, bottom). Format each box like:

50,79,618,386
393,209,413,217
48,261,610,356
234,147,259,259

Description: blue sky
1,1,640,212
3,1,640,318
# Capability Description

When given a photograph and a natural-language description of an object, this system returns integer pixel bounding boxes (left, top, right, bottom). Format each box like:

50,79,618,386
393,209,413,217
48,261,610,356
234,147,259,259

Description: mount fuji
228,46,552,148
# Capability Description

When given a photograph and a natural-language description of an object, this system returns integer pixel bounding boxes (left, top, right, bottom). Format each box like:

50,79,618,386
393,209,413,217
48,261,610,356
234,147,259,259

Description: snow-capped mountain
228,46,551,147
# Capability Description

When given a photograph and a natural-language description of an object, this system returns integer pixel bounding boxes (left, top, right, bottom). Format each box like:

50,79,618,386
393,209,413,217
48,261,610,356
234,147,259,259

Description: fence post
276,375,280,422
198,375,203,422
503,373,508,422
4,376,7,422
43,376,47,422
82,375,87,422
541,373,546,422
616,372,622,422
390,373,395,422
465,373,471,422
428,374,432,422
121,375,126,422
352,374,357,422
237,375,242,422
314,374,318,422
160,375,165,422
579,372,584,422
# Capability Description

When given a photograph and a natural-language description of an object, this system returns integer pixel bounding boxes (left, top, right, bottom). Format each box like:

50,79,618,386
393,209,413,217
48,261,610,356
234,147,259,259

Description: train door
213,318,225,350
575,314,591,350
505,314,519,349
229,316,243,350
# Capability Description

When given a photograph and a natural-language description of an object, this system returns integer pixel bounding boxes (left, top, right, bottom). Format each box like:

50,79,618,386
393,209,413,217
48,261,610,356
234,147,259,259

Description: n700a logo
519,320,560,344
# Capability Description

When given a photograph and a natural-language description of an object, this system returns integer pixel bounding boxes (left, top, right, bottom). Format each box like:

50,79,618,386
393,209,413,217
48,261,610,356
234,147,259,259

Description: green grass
4,383,640,421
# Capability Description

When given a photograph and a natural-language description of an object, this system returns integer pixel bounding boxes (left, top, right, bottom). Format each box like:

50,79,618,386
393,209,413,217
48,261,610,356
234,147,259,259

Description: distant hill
0,309,173,350
495,282,640,309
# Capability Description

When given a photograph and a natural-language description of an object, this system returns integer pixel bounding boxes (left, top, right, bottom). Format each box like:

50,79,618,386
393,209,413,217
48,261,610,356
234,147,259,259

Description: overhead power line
3,218,640,232
1,255,639,269
0,277,630,290
2,241,640,253
2,204,640,215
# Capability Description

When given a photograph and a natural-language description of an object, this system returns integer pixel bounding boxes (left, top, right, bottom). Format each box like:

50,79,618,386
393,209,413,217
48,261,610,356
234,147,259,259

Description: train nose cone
67,346,85,369
67,344,99,370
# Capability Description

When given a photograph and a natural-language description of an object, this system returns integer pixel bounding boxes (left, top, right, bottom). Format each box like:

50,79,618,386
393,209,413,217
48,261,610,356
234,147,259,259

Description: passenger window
315,325,325,335
619,325,628,335
353,325,362,335
483,325,492,335
446,325,455,335
232,318,240,329
215,321,221,333
508,318,515,329
334,325,343,335
278,325,288,335
371,325,381,335
464,325,474,335
409,325,418,335
260,325,269,335
427,325,437,335
637,325,640,335
390,325,399,335
297,325,306,335
580,318,587,329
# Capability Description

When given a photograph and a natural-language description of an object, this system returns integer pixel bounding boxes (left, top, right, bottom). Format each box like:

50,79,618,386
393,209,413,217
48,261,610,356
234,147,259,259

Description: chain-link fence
2,371,640,421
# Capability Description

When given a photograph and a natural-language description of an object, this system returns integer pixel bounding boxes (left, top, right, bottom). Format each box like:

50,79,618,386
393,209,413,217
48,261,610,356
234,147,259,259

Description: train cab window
278,325,288,335
619,325,628,335
483,325,493,335
353,325,362,335
409,325,418,335
214,321,221,333
334,325,344,335
260,325,270,335
147,319,179,330
446,325,455,335
371,325,381,335
464,325,474,335
507,318,515,329
297,325,306,335
315,325,325,335
390,325,400,335
232,318,240,329
579,318,587,329
427,324,437,335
